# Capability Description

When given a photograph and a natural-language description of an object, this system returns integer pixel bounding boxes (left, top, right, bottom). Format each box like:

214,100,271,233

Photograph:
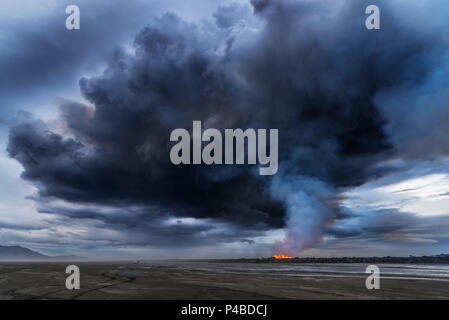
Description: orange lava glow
273,254,293,259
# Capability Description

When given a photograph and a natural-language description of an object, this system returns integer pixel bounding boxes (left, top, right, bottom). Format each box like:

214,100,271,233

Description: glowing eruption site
273,254,293,260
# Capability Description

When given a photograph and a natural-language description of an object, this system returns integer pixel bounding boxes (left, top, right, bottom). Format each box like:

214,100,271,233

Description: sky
1,0,449,259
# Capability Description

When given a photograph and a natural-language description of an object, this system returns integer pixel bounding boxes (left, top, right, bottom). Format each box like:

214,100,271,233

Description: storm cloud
7,0,449,254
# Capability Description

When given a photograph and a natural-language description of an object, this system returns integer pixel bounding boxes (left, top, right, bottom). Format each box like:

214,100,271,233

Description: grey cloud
327,207,449,247
213,3,252,28
37,202,266,248
0,0,170,115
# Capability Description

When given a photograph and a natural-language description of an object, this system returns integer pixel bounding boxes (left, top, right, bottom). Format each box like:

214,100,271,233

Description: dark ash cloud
7,0,449,253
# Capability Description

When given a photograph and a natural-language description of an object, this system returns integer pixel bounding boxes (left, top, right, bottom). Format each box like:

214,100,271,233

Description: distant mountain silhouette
0,245,82,261
0,245,48,260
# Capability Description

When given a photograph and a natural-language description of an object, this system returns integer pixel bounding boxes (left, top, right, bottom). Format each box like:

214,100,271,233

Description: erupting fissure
273,254,293,259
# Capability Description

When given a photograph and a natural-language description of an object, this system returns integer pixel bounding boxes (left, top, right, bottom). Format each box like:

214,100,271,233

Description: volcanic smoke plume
7,0,449,255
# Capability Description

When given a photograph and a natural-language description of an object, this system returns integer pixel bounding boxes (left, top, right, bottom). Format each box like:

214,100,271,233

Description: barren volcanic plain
0,260,448,300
